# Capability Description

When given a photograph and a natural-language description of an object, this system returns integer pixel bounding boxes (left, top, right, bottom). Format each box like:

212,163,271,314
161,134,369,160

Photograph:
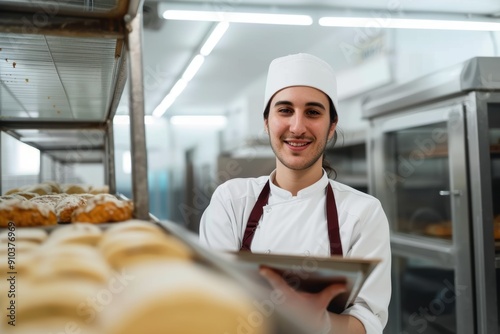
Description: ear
264,119,269,134
327,121,337,141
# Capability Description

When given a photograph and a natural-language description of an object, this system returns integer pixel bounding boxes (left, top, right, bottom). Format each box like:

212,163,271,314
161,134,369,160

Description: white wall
1,132,39,176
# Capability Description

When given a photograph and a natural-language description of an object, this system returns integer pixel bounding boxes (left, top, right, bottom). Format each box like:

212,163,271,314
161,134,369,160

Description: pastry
62,184,90,194
104,219,162,235
99,230,193,270
23,183,53,196
102,263,267,334
78,193,96,200
11,192,39,200
55,195,87,223
4,321,98,334
0,199,57,227
33,244,111,284
0,252,34,277
14,280,102,332
0,194,27,202
45,223,102,246
89,185,110,194
0,228,48,244
4,187,21,195
29,194,66,211
72,194,133,224
41,180,62,194
425,221,452,237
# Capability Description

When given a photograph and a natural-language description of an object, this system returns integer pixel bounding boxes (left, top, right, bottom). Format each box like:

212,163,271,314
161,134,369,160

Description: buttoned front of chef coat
199,170,391,334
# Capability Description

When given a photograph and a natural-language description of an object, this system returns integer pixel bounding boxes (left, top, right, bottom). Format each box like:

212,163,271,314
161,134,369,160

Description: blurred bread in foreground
103,263,269,334
99,229,193,270
45,223,102,246
0,228,48,244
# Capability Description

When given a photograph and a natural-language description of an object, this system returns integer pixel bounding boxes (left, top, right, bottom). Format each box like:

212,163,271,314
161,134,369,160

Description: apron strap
326,183,342,256
240,180,343,256
240,181,270,251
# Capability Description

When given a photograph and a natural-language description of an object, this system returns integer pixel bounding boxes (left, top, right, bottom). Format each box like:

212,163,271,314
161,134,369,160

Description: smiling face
264,86,337,174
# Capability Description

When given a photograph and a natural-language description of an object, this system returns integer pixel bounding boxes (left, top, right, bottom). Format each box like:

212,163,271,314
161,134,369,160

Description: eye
277,107,293,114
306,109,322,116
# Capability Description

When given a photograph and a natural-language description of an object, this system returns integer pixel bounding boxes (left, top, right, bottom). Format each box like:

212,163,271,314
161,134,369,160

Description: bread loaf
0,199,57,227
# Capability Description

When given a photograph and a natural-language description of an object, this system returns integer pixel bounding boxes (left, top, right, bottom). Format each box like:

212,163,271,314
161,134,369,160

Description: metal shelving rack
363,57,500,334
0,0,149,219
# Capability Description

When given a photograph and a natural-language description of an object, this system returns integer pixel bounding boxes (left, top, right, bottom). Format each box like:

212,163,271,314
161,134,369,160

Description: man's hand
259,266,346,334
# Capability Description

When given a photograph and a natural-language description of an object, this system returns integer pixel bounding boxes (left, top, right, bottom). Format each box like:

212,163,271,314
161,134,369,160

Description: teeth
288,142,307,147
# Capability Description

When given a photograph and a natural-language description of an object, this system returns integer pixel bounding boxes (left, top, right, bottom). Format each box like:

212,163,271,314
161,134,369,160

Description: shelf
390,234,455,267
0,34,124,121
0,3,129,163
0,0,148,217
0,0,128,18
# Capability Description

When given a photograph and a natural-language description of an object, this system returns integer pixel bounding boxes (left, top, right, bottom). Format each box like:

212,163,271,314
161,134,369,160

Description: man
200,53,391,334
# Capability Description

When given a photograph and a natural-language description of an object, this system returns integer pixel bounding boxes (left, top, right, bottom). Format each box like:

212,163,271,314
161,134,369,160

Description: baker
200,53,391,334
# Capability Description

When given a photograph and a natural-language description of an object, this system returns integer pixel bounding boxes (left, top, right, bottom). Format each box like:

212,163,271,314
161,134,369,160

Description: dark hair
263,95,338,177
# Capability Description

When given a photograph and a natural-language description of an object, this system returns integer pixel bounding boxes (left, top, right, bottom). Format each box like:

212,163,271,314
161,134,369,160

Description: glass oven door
371,102,474,334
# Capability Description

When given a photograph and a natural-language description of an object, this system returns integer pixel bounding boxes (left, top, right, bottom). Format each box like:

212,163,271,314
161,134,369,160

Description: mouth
284,140,311,150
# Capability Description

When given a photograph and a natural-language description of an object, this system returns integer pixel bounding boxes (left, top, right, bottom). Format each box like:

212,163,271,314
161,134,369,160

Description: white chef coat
199,170,391,334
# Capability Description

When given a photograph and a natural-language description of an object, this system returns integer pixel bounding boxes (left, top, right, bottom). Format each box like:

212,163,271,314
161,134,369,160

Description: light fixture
152,78,188,117
318,17,500,31
153,20,231,118
170,115,227,128
200,21,230,56
182,55,205,81
163,10,313,25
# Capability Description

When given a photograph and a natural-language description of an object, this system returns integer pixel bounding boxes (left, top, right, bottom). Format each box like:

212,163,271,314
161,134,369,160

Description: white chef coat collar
268,169,329,200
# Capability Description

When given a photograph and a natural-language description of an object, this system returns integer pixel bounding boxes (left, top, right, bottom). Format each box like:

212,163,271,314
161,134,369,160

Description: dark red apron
240,180,343,256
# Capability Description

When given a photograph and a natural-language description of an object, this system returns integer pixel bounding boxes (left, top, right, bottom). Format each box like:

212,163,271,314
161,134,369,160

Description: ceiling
120,0,500,117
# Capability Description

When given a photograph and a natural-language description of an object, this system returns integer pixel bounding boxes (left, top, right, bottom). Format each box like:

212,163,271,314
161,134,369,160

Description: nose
289,112,306,135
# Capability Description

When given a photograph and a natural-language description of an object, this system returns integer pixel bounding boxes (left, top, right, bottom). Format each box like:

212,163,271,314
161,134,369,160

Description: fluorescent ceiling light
170,115,227,128
153,18,231,118
200,21,229,56
153,94,176,118
163,10,313,25
170,78,188,98
182,55,205,81
153,74,192,118
318,17,500,31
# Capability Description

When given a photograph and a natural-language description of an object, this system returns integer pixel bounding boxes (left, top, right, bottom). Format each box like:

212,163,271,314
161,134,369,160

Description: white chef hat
263,53,338,113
